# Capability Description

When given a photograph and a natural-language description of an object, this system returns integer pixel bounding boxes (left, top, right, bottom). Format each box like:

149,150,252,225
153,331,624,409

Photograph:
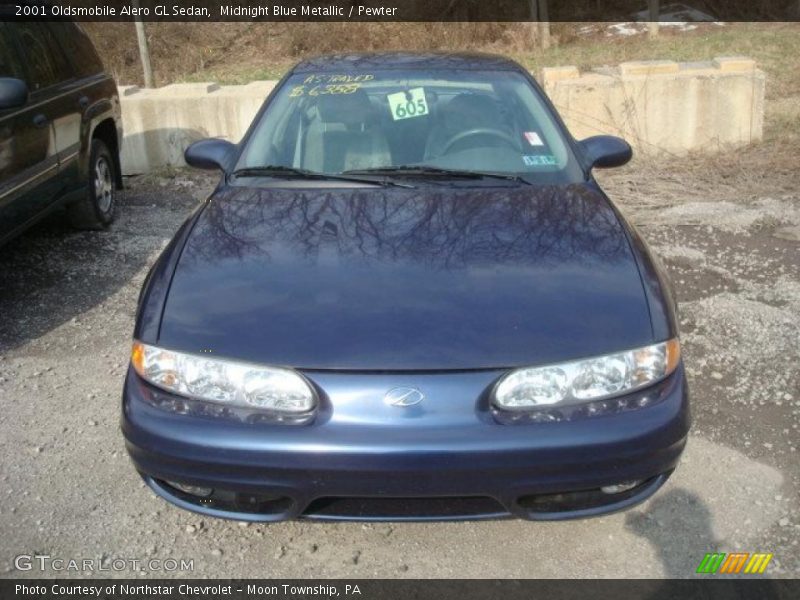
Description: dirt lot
0,152,798,578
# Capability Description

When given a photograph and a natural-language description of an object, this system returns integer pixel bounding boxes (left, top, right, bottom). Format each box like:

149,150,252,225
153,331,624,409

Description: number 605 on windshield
387,87,429,121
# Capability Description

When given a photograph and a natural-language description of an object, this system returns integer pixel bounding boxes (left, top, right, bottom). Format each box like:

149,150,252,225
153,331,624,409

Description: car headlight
131,342,316,414
494,339,680,412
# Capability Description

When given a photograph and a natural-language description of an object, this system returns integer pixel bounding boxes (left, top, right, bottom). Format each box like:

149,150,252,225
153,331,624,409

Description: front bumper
122,364,690,522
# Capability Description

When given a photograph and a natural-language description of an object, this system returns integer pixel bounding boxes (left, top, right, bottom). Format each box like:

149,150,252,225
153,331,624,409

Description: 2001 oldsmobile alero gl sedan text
122,52,689,522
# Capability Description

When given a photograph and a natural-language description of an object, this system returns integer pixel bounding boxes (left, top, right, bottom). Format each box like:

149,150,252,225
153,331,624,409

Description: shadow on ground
0,185,197,353
627,488,785,595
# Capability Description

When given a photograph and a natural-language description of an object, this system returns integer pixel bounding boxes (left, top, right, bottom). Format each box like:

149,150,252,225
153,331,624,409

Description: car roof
291,52,525,74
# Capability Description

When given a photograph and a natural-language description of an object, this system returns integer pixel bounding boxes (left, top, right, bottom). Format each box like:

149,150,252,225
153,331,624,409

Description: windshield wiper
231,165,413,188
343,165,531,185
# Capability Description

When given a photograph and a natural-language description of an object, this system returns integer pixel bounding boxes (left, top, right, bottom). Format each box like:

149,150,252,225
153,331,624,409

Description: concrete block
713,56,757,72
541,58,763,156
541,66,579,85
619,60,680,76
157,82,221,96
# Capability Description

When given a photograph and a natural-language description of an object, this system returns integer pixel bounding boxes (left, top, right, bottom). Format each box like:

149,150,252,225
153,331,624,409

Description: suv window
14,22,72,91
0,24,24,79
49,22,104,79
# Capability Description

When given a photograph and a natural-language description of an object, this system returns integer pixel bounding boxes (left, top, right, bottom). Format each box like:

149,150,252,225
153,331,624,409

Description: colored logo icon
696,552,773,574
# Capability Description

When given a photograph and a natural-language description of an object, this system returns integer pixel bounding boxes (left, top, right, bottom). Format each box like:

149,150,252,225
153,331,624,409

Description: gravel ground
0,162,797,579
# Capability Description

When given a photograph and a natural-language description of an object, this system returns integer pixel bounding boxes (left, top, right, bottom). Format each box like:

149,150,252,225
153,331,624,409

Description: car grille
302,496,508,520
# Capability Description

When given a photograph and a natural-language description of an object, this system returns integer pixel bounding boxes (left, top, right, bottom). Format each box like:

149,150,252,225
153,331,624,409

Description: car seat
303,89,392,173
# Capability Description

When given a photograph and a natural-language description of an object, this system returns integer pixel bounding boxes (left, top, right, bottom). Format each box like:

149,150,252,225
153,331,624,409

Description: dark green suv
0,20,122,245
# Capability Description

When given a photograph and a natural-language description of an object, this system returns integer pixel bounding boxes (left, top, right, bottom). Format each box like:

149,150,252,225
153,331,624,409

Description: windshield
237,69,584,183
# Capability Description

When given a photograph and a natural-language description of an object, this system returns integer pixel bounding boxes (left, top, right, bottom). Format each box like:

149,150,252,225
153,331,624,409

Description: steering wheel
440,127,518,155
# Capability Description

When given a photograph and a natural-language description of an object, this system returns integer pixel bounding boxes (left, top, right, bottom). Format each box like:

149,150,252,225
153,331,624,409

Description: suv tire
68,138,116,230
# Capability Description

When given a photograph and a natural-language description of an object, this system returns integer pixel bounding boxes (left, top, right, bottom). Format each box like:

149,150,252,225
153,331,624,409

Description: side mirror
579,135,632,169
0,78,29,110
184,138,236,171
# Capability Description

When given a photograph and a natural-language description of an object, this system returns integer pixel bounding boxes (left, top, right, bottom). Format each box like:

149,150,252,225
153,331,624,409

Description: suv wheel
68,139,116,230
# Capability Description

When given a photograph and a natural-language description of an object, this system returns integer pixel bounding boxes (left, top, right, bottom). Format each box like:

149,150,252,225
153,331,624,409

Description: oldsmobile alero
122,52,689,522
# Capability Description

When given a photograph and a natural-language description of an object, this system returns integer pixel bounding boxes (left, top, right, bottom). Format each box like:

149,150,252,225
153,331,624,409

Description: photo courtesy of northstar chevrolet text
0,0,798,591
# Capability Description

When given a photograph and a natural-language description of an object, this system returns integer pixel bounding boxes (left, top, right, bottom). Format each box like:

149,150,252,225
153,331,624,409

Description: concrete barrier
119,58,764,175
119,81,276,174
541,57,764,156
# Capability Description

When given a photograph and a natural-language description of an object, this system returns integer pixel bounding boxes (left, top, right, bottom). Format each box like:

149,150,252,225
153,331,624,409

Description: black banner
2,579,800,600
2,0,800,22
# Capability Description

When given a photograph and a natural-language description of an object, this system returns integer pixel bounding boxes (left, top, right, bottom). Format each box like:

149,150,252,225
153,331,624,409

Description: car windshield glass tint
237,69,584,183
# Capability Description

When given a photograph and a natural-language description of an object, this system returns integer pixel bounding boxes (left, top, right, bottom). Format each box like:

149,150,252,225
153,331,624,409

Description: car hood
158,182,653,370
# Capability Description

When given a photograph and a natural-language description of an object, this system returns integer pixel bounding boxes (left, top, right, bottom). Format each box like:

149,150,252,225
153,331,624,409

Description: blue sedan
122,52,689,522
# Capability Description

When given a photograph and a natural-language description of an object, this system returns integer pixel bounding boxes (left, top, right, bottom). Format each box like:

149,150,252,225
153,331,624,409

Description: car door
40,22,86,186
0,22,61,241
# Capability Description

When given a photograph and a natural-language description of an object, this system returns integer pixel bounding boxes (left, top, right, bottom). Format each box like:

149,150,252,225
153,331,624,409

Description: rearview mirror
184,138,236,171
579,135,632,169
0,78,29,110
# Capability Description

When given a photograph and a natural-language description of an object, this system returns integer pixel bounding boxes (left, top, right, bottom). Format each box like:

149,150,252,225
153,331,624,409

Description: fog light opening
165,480,214,498
601,480,641,495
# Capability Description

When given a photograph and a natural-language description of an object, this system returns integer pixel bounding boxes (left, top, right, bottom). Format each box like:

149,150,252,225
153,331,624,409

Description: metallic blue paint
123,363,689,521
148,182,662,371
123,52,687,521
